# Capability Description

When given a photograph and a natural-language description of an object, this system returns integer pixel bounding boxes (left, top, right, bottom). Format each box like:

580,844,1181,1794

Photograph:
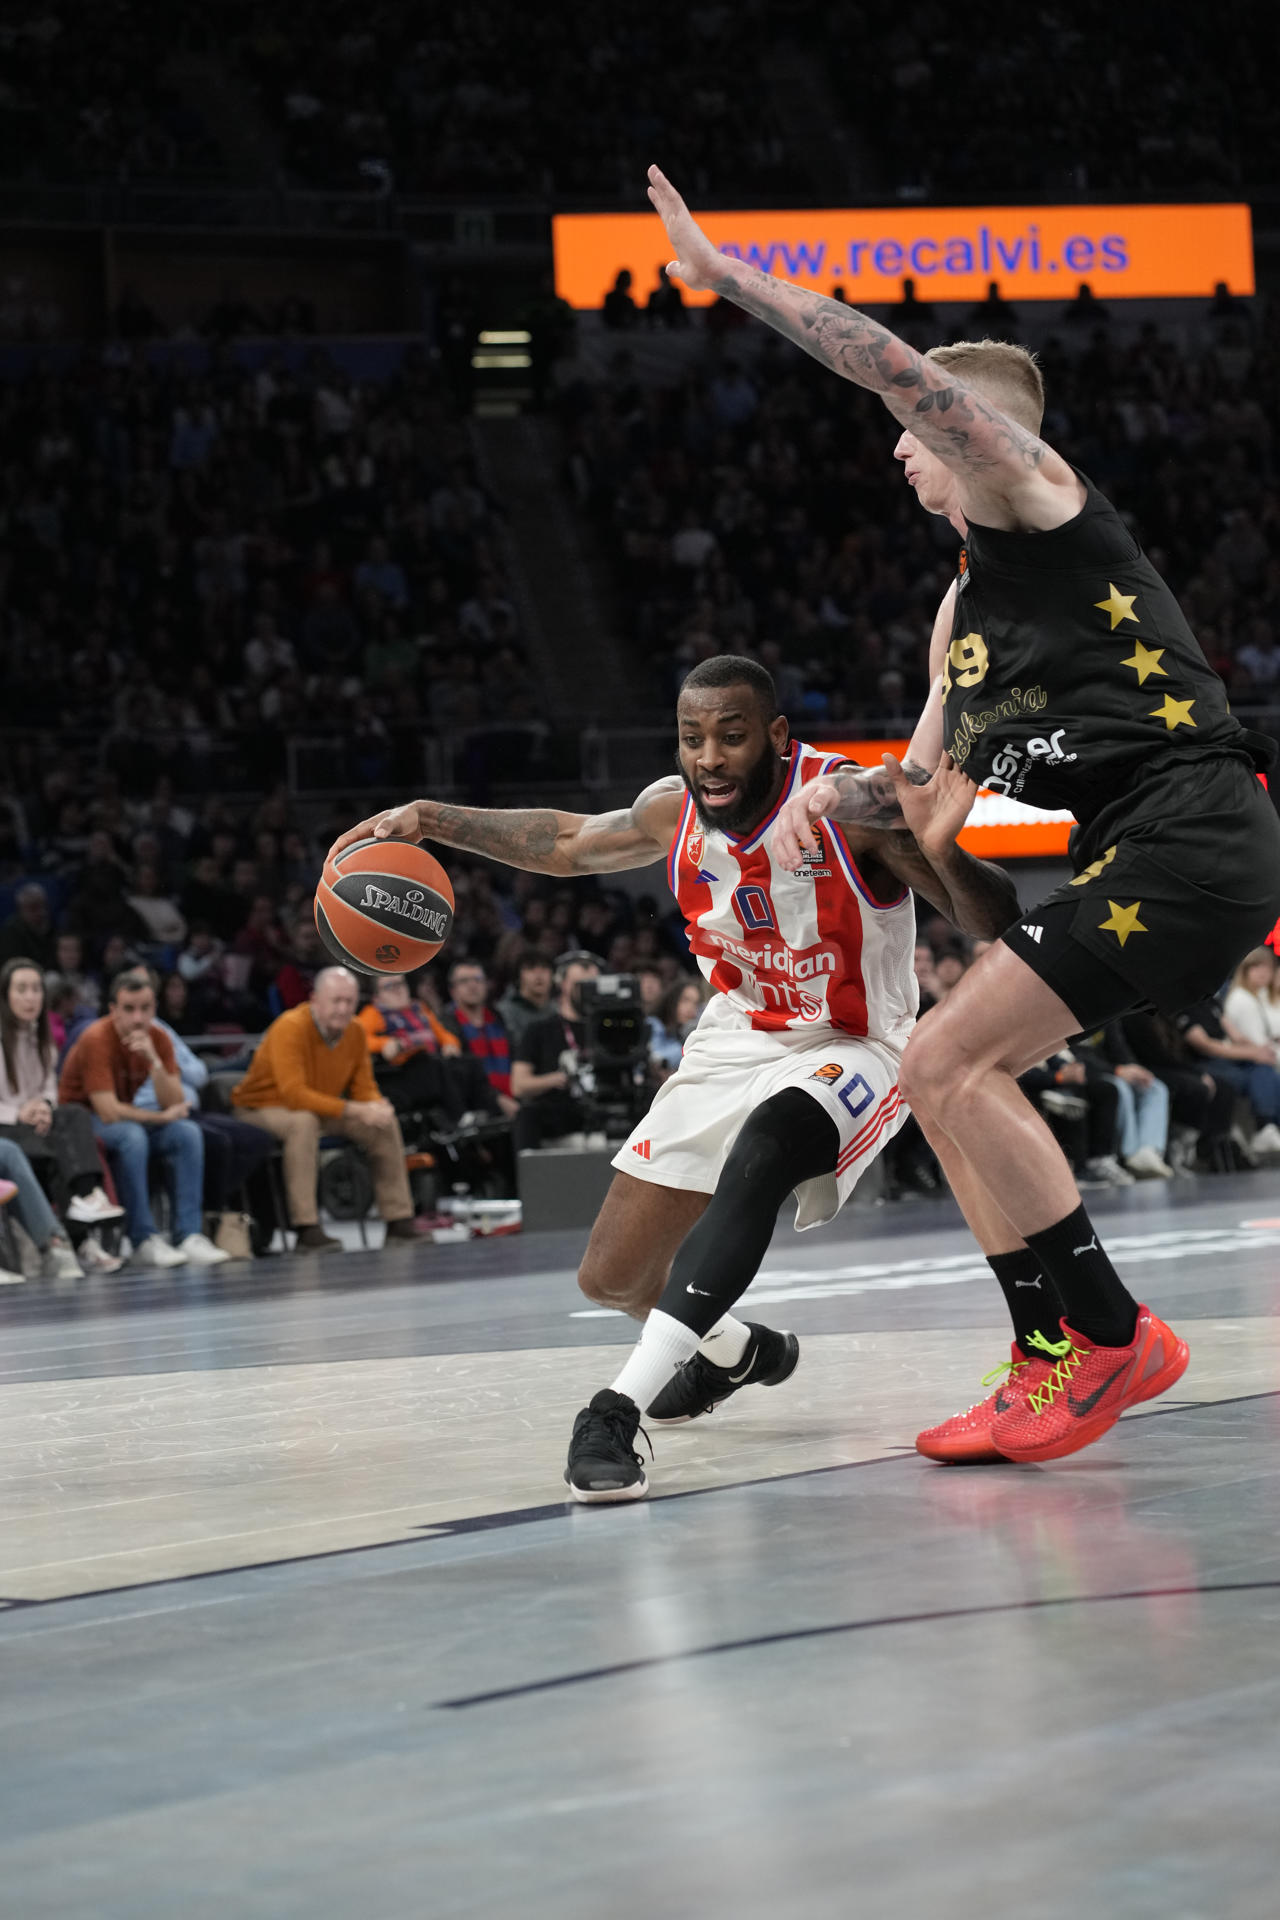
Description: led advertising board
553,203,1254,308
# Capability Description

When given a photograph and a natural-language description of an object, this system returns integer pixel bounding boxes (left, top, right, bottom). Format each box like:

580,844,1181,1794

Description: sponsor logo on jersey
685,826,705,867
700,929,839,981
358,884,451,938
985,727,1079,797
795,830,832,879
811,1062,843,1083
956,546,970,593
696,868,719,884
948,685,1049,768
631,1139,652,1160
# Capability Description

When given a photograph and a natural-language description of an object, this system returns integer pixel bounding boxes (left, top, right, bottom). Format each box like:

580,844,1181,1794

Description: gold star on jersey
1099,900,1148,946
1149,694,1196,732
1122,641,1167,686
1095,584,1139,630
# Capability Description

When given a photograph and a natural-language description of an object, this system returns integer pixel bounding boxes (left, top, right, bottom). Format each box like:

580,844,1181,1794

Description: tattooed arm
325,775,685,878
849,759,1021,938
647,166,1082,529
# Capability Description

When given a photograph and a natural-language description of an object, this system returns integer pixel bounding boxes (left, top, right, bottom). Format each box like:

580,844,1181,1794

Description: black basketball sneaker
645,1324,800,1425
564,1390,651,1504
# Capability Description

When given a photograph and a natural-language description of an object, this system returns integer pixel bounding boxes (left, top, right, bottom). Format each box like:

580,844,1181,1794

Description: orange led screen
821,740,1075,860
553,203,1254,308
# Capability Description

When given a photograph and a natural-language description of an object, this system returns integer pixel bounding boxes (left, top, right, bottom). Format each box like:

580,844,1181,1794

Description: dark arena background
2,4,1279,1914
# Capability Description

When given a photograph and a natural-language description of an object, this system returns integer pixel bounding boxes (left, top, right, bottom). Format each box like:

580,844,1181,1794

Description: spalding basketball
314,837,455,975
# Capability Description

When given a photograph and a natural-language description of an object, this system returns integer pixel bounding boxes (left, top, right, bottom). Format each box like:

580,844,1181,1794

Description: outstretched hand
325,802,423,868
647,165,725,292
881,752,978,852
773,777,842,872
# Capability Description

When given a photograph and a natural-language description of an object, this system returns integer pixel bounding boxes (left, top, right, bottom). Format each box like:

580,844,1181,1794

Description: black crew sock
1023,1204,1139,1348
987,1248,1067,1354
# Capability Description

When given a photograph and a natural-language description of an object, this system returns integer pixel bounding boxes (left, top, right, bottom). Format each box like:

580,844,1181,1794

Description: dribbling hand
646,166,725,292
325,802,423,868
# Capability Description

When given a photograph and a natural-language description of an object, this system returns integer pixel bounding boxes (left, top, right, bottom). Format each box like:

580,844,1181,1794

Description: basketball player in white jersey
327,657,1020,1501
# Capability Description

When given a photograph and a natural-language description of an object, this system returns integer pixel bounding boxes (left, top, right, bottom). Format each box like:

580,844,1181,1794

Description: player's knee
576,1247,649,1314
901,1018,968,1117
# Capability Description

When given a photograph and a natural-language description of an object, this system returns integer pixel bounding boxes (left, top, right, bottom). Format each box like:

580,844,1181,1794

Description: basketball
313,836,455,975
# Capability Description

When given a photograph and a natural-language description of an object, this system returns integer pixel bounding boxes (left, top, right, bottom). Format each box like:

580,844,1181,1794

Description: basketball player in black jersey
649,164,1280,1466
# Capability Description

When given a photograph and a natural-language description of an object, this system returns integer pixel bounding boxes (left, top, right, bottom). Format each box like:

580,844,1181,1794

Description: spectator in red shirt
442,960,518,1117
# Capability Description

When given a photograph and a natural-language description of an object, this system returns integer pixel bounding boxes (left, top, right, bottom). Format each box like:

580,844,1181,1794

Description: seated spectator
359,971,468,1117
59,969,228,1269
45,973,99,1064
274,915,327,1009
0,1135,86,1279
232,967,423,1252
1223,949,1280,1054
124,864,188,949
1175,993,1280,1160
443,960,518,1117
649,975,707,1077
1120,1010,1235,1171
510,952,601,1150
496,950,554,1051
0,882,58,970
1020,1048,1131,1186
51,932,99,1012
1075,1023,1173,1179
158,970,200,1036
132,998,275,1259
0,956,124,1238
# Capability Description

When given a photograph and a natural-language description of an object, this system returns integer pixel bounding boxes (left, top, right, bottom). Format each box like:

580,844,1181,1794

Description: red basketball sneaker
915,1344,1057,1464
990,1307,1189,1464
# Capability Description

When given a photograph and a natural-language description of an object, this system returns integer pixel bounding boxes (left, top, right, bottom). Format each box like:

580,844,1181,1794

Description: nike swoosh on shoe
1067,1362,1130,1418
727,1350,759,1385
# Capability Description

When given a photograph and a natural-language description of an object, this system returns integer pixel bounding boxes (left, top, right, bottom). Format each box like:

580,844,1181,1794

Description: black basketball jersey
939,470,1252,830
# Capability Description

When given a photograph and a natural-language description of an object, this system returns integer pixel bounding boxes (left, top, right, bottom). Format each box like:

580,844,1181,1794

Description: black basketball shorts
1001,754,1280,1028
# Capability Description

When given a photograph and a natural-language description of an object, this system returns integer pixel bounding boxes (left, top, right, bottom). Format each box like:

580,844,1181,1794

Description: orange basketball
314,837,455,975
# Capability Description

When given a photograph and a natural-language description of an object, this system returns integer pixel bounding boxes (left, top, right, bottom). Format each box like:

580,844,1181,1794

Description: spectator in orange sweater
232,967,422,1252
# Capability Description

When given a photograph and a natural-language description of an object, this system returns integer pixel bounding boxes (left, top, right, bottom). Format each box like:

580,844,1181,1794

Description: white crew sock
611,1309,701,1414
697,1314,752,1368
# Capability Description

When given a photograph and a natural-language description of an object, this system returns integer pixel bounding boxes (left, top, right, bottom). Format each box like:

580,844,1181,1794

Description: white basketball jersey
669,742,918,1045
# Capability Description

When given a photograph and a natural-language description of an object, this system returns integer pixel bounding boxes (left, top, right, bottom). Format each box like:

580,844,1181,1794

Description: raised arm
648,166,1080,526
325,775,686,879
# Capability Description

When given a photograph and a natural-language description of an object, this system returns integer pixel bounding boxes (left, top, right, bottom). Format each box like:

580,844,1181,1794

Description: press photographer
510,951,601,1150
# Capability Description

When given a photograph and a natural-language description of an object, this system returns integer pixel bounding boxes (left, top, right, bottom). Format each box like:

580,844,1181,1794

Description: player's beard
679,741,784,838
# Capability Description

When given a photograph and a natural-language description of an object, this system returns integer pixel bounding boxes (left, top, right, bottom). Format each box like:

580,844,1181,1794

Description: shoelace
951,1354,1026,1416
579,1406,653,1466
670,1352,725,1417
1023,1329,1089,1414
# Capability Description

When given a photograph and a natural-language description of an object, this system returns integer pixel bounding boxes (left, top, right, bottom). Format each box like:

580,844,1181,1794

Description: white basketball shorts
613,1019,908,1230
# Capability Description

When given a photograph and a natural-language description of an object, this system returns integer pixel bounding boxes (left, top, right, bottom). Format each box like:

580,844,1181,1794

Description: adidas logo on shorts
1022,924,1044,944
631,1140,652,1160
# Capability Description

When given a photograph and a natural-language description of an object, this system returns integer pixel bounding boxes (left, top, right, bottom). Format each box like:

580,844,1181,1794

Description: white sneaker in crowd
66,1187,126,1225
134,1234,186,1269
1081,1154,1136,1187
175,1232,232,1267
1250,1123,1280,1160
41,1237,84,1280
1124,1145,1175,1180
79,1234,124,1274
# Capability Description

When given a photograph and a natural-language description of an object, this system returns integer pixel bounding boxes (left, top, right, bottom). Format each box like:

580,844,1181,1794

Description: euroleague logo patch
810,1062,843,1084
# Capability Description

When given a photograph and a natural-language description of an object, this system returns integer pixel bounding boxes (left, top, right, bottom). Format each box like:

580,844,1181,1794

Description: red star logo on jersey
686,826,705,867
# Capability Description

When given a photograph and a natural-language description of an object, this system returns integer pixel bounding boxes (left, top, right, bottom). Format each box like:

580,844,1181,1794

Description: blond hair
1231,946,1276,992
925,339,1045,434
